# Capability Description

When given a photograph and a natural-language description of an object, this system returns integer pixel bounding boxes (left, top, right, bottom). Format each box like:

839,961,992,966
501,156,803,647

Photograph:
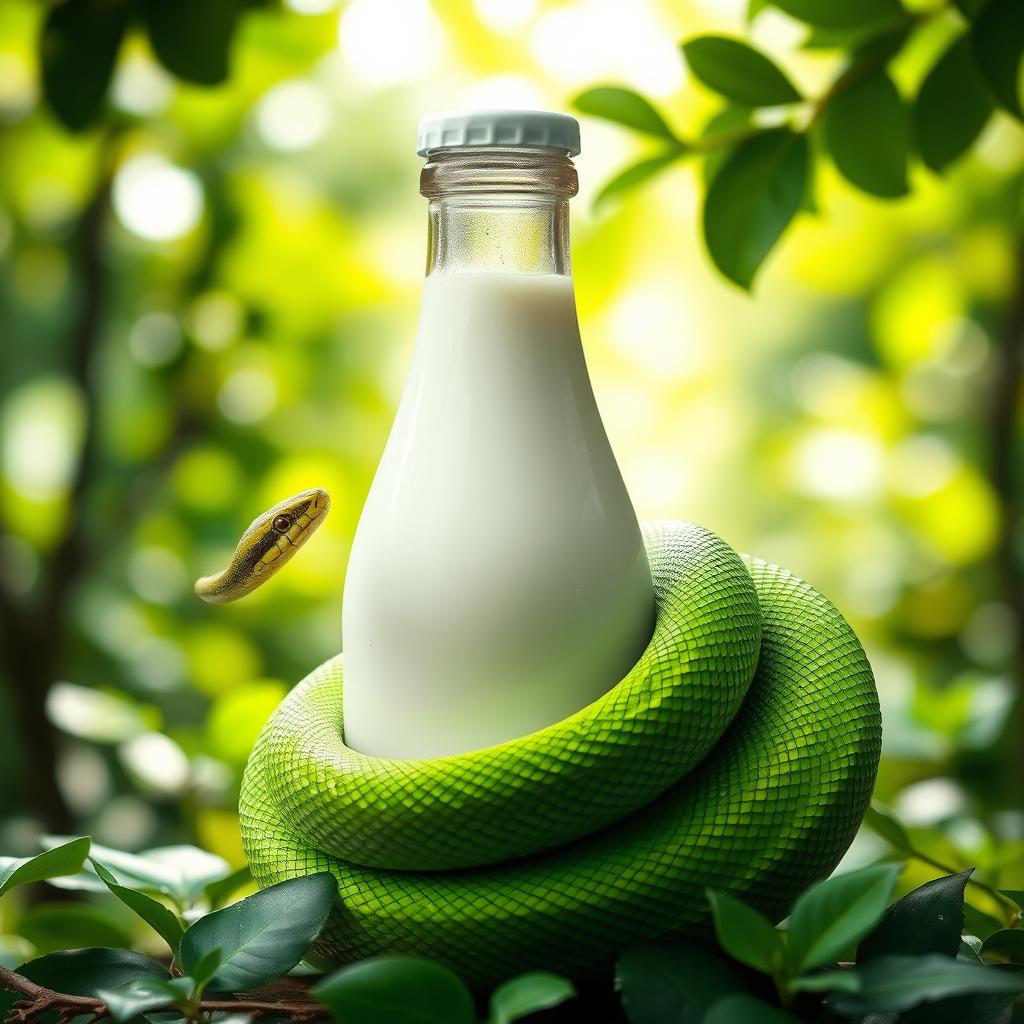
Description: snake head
248,488,331,576
195,488,330,603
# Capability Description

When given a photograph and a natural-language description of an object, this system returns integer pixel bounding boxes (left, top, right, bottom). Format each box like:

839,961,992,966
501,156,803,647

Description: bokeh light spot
255,80,331,152
113,155,203,242
217,367,278,424
128,545,189,604
129,311,183,367
185,290,244,352
120,732,190,795
339,0,444,86
790,428,884,502
473,0,538,33
2,377,84,501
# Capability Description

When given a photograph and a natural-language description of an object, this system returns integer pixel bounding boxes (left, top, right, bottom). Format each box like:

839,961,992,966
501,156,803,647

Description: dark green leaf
574,86,678,140
707,889,786,975
811,954,1024,1014
705,994,802,1023
960,936,985,961
894,984,1020,1024
18,902,133,954
858,870,971,960
204,866,253,910
770,0,906,29
787,863,901,973
616,944,747,1024
955,0,990,17
981,929,1024,964
313,955,475,1024
594,150,686,211
488,972,575,1023
179,873,336,991
824,70,908,197
39,0,128,131
801,21,909,50
98,977,195,1022
9,948,169,996
0,837,90,898
142,0,242,85
700,105,754,187
92,861,185,956
972,0,1024,119
1002,890,1024,911
915,34,994,171
702,127,808,289
682,36,801,106
862,804,912,851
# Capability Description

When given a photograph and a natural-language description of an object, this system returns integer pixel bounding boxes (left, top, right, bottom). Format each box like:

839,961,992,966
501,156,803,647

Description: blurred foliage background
1,0,1023,956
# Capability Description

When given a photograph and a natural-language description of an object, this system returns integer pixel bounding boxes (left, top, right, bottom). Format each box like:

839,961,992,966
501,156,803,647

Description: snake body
237,517,881,987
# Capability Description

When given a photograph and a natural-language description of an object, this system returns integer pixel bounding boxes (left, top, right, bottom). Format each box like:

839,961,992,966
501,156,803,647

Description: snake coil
240,521,880,987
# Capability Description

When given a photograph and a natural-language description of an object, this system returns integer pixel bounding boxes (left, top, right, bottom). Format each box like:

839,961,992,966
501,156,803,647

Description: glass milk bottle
342,110,654,759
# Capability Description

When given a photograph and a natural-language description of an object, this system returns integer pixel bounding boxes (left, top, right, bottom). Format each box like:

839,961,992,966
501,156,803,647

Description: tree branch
0,130,118,832
0,966,330,1024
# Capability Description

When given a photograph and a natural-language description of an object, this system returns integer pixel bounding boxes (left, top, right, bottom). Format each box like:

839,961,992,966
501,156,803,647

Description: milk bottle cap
416,110,581,157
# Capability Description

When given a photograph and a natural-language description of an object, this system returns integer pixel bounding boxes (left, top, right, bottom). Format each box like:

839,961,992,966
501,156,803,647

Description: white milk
342,271,654,759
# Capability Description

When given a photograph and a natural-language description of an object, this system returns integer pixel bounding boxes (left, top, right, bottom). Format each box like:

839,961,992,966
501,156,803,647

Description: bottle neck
420,148,578,277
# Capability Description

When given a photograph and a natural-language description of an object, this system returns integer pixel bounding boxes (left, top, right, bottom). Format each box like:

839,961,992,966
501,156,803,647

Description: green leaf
1002,890,1024,910
787,863,901,973
704,994,802,1023
863,804,913,851
961,935,985,961
702,127,808,289
0,837,90,898
971,0,1024,119
39,0,129,131
594,150,686,211
616,944,747,1024
98,976,195,1023
92,861,185,957
955,0,990,17
574,86,678,140
824,69,909,198
914,34,994,171
7,948,169,997
858,870,971,960
142,0,242,86
981,929,1024,964
770,0,906,29
818,954,1024,1015
707,889,786,975
179,873,336,991
46,838,230,905
18,902,133,955
204,866,253,909
699,105,754,188
488,971,575,1023
189,946,224,992
682,36,801,106
801,20,909,50
313,955,475,1024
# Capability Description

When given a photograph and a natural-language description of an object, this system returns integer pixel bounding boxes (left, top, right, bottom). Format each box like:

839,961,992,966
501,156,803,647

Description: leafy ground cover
1,802,1022,1023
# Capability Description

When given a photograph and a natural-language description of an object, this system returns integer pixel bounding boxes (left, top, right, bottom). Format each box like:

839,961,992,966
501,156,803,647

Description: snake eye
272,515,290,533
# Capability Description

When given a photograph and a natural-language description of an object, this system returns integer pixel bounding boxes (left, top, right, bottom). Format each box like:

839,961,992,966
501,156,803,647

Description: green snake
203,494,881,987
